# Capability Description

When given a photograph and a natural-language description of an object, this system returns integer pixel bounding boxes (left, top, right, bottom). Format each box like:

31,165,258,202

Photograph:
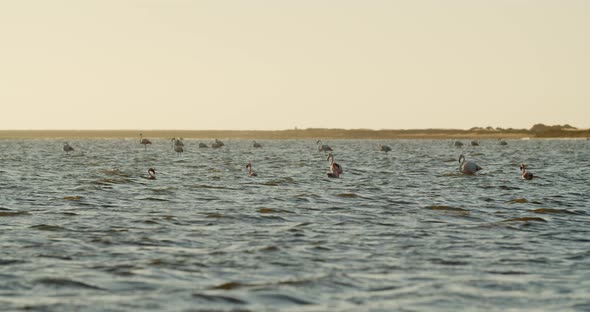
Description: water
1,139,589,311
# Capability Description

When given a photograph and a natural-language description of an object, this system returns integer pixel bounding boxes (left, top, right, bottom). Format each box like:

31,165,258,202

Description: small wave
191,184,232,190
258,293,313,305
63,196,82,200
206,213,228,218
261,215,288,221
93,178,132,185
485,270,528,275
529,208,577,215
192,293,246,305
212,282,245,290
425,205,469,213
137,197,169,202
260,245,280,252
430,258,470,266
258,208,292,214
263,177,297,186
0,211,30,217
38,254,73,261
0,259,26,265
336,193,362,198
507,198,542,205
501,217,547,223
30,224,66,231
101,169,130,177
508,198,529,204
35,278,104,290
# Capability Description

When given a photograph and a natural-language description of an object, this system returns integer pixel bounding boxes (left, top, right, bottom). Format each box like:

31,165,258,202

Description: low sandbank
1,129,588,140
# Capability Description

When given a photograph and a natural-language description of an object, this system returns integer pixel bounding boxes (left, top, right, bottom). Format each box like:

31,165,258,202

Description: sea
0,138,589,311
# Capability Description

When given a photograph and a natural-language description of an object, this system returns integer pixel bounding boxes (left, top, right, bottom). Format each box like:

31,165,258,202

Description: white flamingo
253,141,263,148
317,140,333,152
458,154,482,175
520,164,534,180
246,161,257,177
63,142,74,153
140,133,152,151
326,153,343,178
379,144,392,153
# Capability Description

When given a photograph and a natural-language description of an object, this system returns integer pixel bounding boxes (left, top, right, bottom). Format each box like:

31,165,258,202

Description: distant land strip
1,125,588,139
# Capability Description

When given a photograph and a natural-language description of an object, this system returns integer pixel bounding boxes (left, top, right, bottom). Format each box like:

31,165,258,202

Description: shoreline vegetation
0,124,588,140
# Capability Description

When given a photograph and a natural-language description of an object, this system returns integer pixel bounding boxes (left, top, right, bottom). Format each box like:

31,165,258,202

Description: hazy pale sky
1,0,589,130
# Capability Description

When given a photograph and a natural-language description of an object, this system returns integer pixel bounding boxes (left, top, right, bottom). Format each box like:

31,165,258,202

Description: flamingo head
458,154,465,163
520,164,526,172
246,161,252,169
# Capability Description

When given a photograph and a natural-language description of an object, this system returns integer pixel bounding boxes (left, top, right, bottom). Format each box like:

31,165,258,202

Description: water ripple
0,139,588,311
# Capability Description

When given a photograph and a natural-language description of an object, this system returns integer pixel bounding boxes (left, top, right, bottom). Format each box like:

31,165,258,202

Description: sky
1,0,589,130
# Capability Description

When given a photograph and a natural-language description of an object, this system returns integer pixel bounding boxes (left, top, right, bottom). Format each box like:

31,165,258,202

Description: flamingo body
317,140,333,152
63,142,74,153
520,164,534,180
246,161,257,177
326,153,343,178
211,139,224,149
140,133,152,151
171,138,184,154
458,154,482,175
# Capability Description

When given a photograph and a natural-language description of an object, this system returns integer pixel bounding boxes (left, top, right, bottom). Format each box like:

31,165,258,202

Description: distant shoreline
1,129,588,139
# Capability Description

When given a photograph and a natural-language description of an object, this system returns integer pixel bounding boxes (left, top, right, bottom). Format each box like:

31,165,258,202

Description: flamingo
147,168,156,180
458,154,482,175
140,133,152,151
246,161,257,177
211,139,224,149
198,143,209,148
379,144,392,153
317,140,333,152
471,140,479,146
63,142,74,154
171,138,184,154
326,153,343,178
253,141,263,148
499,139,508,146
454,141,464,147
520,164,534,180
